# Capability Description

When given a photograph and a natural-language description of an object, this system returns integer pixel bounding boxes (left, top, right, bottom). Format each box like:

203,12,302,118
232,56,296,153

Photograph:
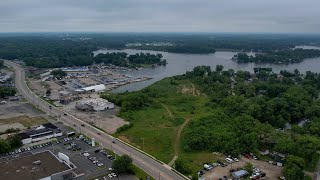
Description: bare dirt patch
63,101,129,134
177,83,200,96
0,101,44,119
0,115,47,128
0,122,25,132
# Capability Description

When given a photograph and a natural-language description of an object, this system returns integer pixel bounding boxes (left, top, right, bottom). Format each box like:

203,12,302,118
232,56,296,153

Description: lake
93,48,320,93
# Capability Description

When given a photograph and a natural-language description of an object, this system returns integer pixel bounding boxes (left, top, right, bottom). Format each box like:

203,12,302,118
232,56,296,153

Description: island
232,49,320,63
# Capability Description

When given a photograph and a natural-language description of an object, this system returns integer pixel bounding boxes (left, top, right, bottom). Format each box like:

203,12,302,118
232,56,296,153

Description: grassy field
131,165,155,180
113,77,217,175
0,115,47,127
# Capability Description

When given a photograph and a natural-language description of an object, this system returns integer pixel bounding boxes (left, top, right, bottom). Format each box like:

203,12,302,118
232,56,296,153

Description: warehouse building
76,98,114,111
0,150,75,180
18,123,63,145
75,84,106,93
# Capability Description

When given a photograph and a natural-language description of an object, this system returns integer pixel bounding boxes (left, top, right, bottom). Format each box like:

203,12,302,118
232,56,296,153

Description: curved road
4,60,186,180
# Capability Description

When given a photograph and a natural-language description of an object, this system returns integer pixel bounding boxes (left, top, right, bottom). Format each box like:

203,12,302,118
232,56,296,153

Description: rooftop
80,84,106,92
0,151,70,180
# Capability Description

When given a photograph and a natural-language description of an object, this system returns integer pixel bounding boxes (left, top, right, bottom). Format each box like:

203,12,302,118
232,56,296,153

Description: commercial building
18,123,63,145
76,98,114,111
0,151,74,180
61,67,89,72
75,84,106,93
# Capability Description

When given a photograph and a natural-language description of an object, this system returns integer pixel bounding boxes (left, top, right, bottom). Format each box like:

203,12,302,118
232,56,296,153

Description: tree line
1,34,320,68
233,49,320,63
94,52,167,68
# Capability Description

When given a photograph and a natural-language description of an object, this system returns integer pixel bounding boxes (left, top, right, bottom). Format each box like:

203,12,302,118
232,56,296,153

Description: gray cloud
0,0,319,33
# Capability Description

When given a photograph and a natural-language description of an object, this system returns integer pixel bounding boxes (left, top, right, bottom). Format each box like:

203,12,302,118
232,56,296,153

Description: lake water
93,48,320,93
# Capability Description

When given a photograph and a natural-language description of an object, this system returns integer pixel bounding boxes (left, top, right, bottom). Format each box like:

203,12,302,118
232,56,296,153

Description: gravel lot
203,157,283,180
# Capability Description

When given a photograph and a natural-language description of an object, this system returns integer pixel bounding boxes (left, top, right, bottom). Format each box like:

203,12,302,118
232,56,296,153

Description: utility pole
141,138,145,151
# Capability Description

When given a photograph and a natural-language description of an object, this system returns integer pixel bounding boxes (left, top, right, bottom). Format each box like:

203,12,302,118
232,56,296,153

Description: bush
116,123,133,134
174,158,191,175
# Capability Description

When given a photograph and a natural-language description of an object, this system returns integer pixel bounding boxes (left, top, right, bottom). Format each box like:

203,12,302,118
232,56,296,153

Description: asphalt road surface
4,60,186,180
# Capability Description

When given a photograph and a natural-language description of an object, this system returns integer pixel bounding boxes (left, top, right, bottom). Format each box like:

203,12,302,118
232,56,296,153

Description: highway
4,60,187,180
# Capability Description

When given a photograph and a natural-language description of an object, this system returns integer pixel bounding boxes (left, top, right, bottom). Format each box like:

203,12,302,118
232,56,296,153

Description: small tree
51,69,67,78
174,158,191,175
8,134,22,148
46,89,51,96
244,162,253,174
112,154,133,174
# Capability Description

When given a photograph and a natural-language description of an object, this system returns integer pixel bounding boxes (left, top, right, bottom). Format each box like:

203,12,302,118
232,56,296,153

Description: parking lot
0,134,136,180
202,156,283,180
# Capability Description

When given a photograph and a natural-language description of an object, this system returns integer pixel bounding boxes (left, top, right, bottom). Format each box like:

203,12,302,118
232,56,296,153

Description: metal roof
80,84,106,92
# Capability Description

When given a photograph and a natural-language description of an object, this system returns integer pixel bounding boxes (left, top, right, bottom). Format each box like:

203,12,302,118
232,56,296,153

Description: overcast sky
0,0,319,33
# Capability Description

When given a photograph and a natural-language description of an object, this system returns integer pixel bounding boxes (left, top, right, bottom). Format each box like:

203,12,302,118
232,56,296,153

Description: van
203,164,212,171
225,158,233,164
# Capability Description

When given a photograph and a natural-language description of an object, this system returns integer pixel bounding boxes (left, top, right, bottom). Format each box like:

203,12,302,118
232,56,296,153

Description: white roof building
79,98,114,111
77,84,106,92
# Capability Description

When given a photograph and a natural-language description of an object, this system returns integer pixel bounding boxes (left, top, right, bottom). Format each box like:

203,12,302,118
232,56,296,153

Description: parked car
203,164,213,171
97,162,104,167
225,158,234,164
233,157,239,162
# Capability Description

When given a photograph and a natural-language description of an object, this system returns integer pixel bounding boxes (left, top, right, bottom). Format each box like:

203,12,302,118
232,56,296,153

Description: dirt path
168,117,191,166
159,103,173,117
157,101,190,166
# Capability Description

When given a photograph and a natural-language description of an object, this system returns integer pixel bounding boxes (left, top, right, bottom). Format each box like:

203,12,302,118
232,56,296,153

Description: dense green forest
0,87,16,98
1,33,320,68
94,52,167,68
233,49,320,63
103,65,320,179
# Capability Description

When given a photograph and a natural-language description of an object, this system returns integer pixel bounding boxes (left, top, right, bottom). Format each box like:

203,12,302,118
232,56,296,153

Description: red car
245,154,252,159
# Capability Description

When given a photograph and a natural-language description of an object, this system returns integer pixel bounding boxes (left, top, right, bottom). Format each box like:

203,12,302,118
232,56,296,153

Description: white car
108,174,113,178
232,157,239,162
83,152,90,157
111,173,117,177
97,162,104,167
225,158,234,164
92,160,98,164
108,168,114,171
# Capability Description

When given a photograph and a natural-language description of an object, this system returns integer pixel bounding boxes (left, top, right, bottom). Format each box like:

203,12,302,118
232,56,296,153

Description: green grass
117,107,176,163
179,151,224,176
112,77,217,169
131,165,155,180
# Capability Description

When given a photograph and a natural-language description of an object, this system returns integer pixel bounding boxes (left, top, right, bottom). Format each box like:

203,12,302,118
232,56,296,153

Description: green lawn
117,107,176,163
131,165,155,180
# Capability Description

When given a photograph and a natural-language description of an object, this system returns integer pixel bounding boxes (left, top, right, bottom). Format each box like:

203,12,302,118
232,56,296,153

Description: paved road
4,60,186,180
